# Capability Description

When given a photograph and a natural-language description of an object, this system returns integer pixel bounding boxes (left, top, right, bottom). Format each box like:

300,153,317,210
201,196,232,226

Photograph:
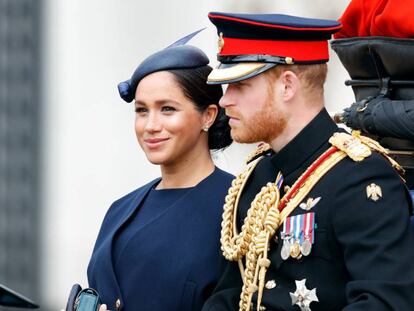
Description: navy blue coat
87,168,234,311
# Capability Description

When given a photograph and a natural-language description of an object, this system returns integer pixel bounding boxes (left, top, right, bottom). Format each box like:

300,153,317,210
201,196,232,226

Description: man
202,12,414,311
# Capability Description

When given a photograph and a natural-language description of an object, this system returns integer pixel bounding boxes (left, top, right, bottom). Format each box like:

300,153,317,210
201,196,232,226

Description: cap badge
285,57,294,65
366,183,382,202
218,32,225,52
290,279,319,311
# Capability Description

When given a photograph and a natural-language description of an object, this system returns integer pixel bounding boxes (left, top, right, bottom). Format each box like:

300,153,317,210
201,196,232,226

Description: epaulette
329,130,404,174
352,130,405,175
328,131,371,162
245,143,273,164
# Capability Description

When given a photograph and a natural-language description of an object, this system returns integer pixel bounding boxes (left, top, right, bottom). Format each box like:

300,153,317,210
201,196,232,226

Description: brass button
115,299,121,310
259,306,267,311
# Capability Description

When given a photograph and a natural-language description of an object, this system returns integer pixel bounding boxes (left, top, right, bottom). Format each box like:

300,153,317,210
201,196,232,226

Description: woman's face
134,71,207,166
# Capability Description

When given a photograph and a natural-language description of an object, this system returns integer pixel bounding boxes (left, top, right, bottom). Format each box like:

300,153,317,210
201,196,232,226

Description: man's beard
231,94,287,144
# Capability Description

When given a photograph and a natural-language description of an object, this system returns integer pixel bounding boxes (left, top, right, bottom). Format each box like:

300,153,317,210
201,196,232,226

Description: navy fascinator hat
118,29,209,103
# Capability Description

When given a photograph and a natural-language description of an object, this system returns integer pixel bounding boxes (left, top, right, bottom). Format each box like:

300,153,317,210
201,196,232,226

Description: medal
280,217,293,260
281,212,316,260
301,239,312,256
281,239,291,260
301,212,315,257
290,241,301,259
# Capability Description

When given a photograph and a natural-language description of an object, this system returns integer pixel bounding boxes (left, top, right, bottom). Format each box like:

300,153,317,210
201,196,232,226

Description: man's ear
280,70,300,101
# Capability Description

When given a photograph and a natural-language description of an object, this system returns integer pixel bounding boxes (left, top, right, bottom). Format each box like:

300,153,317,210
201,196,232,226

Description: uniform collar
270,108,337,177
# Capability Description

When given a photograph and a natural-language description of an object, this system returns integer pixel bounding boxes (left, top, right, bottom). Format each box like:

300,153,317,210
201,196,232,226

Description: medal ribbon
282,212,315,244
303,212,315,244
295,214,302,243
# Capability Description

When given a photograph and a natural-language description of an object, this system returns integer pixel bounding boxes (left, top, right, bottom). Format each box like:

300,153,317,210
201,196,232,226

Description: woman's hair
168,66,232,150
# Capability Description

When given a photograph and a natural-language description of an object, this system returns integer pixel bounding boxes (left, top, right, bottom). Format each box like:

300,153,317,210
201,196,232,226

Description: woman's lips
144,138,169,149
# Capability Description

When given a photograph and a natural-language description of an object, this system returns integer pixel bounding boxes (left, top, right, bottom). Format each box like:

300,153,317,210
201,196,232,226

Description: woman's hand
99,304,110,311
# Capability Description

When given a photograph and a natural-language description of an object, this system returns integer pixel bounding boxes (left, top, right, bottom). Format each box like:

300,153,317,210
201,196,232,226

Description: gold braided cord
237,180,281,311
221,148,350,311
221,157,262,262
245,143,272,164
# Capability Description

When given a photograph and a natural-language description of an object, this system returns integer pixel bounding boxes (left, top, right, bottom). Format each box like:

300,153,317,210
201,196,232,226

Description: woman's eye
162,106,176,112
135,107,147,113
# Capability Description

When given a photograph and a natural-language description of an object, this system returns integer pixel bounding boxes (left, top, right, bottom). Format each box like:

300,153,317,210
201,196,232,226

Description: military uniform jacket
202,109,414,311
87,168,233,311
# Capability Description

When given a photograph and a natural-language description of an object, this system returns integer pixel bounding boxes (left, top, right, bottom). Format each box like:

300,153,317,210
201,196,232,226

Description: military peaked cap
207,12,342,84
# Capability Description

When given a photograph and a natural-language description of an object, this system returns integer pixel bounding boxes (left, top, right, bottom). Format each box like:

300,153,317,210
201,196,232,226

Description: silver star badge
289,279,318,311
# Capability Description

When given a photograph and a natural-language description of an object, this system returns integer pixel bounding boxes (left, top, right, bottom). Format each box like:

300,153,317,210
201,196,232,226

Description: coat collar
270,108,338,178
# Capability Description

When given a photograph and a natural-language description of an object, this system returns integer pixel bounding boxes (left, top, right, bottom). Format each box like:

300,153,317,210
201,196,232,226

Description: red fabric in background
335,0,414,38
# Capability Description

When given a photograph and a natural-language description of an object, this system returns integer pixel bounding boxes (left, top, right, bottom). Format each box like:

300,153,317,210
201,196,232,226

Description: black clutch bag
65,284,101,311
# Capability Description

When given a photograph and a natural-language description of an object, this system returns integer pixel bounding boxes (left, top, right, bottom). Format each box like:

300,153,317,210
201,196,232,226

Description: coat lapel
97,178,160,308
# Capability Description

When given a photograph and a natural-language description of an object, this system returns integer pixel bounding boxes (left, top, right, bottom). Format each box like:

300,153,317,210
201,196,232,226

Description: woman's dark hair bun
208,107,232,150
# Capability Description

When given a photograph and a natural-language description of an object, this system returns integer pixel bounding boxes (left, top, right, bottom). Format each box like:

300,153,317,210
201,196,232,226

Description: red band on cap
220,37,329,62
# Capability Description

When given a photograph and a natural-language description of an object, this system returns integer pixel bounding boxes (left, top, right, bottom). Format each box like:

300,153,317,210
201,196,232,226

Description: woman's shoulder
111,178,161,207
195,167,234,197
211,166,235,182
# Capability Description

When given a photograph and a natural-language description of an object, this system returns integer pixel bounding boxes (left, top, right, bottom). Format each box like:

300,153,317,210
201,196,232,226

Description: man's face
219,73,287,144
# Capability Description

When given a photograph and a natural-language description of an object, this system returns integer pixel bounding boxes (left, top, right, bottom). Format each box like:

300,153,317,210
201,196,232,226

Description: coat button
265,279,276,289
115,299,121,310
250,304,266,310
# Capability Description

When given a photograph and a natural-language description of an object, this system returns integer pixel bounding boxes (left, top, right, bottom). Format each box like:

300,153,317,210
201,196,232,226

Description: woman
87,41,233,311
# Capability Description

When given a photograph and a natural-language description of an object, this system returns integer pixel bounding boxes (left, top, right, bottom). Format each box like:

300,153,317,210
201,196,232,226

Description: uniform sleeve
331,153,414,310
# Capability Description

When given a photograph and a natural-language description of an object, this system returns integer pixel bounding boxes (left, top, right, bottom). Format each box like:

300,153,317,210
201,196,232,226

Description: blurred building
0,0,352,310
0,0,41,310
